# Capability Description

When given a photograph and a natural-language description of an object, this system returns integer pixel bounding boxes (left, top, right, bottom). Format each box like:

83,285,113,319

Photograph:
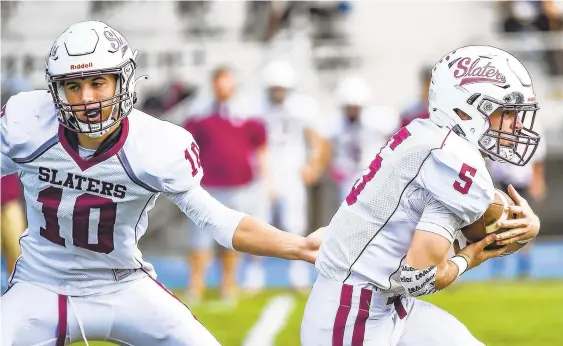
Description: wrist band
449,255,469,277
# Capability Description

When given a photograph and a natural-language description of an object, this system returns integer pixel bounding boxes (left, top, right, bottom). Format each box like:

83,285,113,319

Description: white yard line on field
242,294,295,346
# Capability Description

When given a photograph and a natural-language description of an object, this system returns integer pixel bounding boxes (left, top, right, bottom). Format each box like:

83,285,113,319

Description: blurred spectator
183,67,267,304
244,60,331,290
488,128,547,279
399,66,432,127
502,1,563,75
1,174,26,291
328,76,400,200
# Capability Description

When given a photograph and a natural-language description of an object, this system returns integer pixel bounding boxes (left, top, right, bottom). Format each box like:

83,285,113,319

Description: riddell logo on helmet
453,57,506,86
70,62,93,70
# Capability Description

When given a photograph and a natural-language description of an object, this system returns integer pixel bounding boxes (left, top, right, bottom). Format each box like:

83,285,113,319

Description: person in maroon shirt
399,66,432,127
1,174,26,275
183,67,268,304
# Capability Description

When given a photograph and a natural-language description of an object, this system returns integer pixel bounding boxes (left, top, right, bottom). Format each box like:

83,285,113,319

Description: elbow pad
399,264,438,297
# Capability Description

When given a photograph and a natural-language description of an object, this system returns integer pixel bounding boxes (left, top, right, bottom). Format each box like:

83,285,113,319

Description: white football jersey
257,92,326,184
316,119,494,294
1,91,205,296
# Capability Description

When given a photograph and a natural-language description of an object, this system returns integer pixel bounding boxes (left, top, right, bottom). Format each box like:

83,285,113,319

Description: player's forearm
232,215,305,261
434,259,463,290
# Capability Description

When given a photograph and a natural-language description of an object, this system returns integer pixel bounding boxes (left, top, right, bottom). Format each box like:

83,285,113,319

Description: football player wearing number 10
301,45,542,346
0,21,321,346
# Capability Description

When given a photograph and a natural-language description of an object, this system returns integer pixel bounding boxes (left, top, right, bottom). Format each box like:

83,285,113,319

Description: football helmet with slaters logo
45,21,147,138
428,45,540,166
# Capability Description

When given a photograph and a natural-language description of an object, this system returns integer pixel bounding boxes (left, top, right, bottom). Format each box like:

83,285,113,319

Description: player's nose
80,85,96,103
512,115,523,131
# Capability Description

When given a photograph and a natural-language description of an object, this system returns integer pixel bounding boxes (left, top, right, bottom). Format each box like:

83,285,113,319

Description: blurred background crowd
1,1,562,305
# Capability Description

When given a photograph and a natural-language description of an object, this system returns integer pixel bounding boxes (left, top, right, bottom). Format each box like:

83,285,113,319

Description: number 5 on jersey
453,163,476,194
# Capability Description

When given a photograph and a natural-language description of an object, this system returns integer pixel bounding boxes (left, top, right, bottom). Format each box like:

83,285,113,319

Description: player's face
489,109,523,147
268,86,287,104
213,71,235,102
62,74,118,123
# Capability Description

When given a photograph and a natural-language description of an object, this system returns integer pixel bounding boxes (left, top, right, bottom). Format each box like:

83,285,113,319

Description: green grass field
74,280,563,346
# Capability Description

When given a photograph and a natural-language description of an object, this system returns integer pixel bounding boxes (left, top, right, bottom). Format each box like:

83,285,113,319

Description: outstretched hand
301,227,325,264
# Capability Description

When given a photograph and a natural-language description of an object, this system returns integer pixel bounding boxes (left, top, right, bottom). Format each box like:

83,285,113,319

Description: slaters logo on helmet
104,28,125,53
50,43,59,61
453,57,507,86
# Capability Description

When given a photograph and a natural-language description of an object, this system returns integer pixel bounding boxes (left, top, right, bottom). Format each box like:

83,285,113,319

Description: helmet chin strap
479,135,515,163
79,105,120,138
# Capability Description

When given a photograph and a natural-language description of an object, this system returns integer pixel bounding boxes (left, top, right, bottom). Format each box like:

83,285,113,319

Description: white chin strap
76,117,115,138
479,136,515,162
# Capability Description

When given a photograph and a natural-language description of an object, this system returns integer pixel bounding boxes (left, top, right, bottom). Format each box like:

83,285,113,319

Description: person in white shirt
243,60,332,290
329,75,400,201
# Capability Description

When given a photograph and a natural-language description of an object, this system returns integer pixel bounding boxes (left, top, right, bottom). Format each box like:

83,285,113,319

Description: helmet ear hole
454,108,472,121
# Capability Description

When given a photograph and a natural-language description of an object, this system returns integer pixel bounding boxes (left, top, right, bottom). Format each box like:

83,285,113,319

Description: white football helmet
45,21,147,138
336,76,371,107
262,60,297,89
429,45,540,166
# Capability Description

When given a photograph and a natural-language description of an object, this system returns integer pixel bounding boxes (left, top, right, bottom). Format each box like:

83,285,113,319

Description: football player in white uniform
301,46,541,346
0,21,320,346
329,76,400,201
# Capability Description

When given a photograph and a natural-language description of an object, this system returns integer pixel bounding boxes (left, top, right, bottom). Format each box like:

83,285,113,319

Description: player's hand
300,227,325,264
494,184,540,246
453,234,508,270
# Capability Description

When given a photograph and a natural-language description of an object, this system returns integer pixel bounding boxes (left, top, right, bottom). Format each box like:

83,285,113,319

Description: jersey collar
58,118,129,171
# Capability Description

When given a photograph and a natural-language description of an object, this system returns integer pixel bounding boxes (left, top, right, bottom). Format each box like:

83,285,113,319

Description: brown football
461,189,516,250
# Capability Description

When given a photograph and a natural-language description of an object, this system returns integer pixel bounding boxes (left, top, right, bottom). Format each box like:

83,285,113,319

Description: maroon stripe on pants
56,295,67,346
351,288,373,346
332,284,353,346
394,298,407,319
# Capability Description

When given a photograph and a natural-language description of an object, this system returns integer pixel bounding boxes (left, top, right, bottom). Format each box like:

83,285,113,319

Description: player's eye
66,84,80,92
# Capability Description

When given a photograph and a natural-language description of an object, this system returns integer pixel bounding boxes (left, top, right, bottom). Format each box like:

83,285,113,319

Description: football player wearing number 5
301,45,541,346
0,21,320,346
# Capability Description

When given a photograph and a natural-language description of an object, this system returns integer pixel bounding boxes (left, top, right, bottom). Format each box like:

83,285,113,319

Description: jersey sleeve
419,140,494,226
166,187,246,249
1,103,20,176
150,124,204,194
416,193,465,243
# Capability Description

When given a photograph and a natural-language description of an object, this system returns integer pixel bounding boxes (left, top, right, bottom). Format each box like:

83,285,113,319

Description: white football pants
1,276,221,345
301,274,485,346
